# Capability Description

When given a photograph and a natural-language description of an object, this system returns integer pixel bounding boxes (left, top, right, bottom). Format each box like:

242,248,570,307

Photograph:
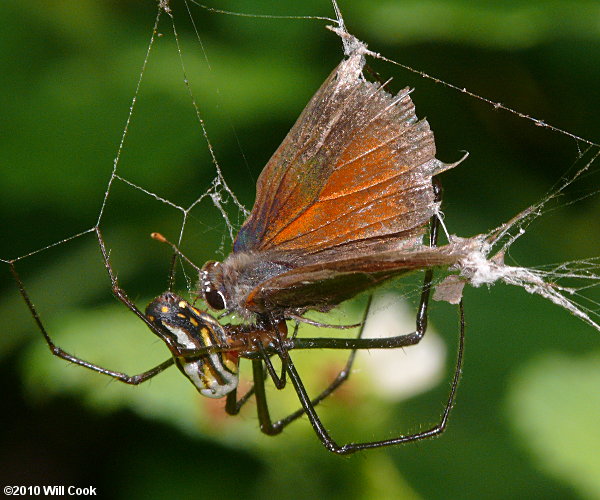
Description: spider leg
224,354,273,415
225,385,256,415
252,358,279,435
256,341,287,389
249,296,371,435
224,324,294,416
9,260,175,384
96,228,204,350
286,300,466,454
96,228,164,333
225,344,355,426
265,296,372,431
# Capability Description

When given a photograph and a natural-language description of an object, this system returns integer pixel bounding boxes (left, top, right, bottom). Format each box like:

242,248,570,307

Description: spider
10,194,464,456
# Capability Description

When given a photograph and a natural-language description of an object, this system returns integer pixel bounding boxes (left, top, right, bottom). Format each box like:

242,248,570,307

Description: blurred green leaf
507,352,600,499
361,0,600,48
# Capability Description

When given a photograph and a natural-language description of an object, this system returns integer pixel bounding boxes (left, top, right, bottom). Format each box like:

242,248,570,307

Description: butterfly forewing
234,54,452,255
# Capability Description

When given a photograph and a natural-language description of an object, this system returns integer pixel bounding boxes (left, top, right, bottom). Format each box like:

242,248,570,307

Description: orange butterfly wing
233,53,454,255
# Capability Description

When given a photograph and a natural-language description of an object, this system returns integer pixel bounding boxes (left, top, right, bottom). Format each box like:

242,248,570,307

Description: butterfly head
200,261,228,311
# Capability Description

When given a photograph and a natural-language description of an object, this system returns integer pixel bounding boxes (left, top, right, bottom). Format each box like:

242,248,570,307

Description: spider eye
205,288,226,310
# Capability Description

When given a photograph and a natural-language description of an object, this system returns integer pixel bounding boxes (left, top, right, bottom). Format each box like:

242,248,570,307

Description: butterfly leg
416,176,443,337
285,300,465,454
9,259,175,385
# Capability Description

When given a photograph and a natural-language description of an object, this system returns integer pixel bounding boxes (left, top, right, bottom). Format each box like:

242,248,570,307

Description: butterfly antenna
151,232,203,273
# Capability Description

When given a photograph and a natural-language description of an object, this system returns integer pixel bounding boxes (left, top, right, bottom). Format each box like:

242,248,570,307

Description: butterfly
197,53,467,320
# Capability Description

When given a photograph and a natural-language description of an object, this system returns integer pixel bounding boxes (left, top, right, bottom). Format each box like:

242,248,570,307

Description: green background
2,1,600,498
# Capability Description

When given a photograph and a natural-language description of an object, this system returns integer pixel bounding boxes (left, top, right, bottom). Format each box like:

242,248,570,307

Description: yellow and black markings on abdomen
145,292,240,398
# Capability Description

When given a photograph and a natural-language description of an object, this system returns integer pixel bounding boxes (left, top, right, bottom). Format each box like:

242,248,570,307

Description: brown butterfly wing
233,53,454,255
243,240,473,314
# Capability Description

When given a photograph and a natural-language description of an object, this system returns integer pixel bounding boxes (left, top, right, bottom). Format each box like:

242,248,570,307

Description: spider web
4,0,600,336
